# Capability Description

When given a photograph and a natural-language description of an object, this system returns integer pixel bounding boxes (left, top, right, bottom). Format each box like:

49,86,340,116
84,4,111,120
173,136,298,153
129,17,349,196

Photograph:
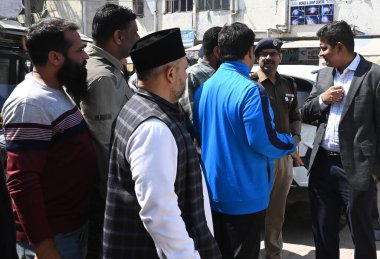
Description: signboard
181,30,195,48
282,49,299,63
299,48,320,61
282,48,319,65
290,0,334,25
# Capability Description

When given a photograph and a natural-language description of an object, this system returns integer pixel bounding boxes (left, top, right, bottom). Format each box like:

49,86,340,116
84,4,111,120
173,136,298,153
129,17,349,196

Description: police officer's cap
254,38,283,57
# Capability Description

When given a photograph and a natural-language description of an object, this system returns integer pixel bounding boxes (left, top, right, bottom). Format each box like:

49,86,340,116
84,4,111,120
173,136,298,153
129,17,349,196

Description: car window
0,58,17,110
290,77,314,109
0,54,30,108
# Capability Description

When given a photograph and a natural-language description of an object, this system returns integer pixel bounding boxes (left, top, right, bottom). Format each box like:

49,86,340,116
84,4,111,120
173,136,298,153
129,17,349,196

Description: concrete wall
46,0,107,36
46,0,380,41
137,0,380,42
46,0,151,37
335,0,380,35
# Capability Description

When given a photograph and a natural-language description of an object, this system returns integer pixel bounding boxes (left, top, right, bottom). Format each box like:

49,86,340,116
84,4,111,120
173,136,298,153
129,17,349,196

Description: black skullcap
254,38,283,56
130,28,186,71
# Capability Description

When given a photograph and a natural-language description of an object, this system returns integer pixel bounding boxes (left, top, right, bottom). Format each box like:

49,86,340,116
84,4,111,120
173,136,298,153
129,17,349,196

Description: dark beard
57,58,88,105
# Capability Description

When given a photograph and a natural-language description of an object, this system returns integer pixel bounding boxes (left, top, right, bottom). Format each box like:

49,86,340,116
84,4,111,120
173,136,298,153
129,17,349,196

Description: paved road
258,202,380,259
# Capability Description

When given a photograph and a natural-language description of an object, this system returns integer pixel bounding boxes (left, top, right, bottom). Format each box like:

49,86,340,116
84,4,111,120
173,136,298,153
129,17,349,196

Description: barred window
133,0,144,17
198,0,229,11
166,0,193,13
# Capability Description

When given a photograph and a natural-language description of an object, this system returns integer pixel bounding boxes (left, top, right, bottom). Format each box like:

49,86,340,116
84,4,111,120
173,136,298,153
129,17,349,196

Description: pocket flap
361,144,374,156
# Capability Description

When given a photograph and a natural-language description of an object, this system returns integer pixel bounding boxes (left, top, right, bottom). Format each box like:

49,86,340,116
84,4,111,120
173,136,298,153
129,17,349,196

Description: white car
252,65,324,202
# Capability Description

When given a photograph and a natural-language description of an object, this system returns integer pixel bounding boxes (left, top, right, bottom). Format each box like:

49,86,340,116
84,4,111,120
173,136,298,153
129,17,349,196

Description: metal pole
82,0,87,35
154,0,158,32
24,0,32,26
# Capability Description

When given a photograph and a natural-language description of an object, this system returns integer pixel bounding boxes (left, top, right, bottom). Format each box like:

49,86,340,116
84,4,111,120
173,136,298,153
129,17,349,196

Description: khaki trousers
265,155,293,259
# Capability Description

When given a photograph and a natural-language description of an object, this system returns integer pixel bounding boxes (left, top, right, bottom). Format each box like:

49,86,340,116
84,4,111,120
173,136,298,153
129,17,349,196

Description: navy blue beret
130,28,186,71
254,38,283,56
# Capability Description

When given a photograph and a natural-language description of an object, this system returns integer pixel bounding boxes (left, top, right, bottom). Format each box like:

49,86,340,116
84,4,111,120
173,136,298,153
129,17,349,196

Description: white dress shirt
126,117,213,259
319,54,361,152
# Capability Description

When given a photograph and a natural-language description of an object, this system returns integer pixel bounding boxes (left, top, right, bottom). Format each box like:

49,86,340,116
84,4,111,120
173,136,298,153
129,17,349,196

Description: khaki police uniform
252,69,301,259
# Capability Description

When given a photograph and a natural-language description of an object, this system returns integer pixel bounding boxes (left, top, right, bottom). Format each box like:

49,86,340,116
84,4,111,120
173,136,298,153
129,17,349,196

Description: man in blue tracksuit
193,22,296,259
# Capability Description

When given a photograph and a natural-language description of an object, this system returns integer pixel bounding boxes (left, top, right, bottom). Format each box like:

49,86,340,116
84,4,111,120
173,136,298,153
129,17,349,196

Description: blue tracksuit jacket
193,61,296,215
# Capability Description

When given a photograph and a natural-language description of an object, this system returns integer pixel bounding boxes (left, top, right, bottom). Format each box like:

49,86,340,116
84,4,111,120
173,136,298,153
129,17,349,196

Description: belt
320,147,340,157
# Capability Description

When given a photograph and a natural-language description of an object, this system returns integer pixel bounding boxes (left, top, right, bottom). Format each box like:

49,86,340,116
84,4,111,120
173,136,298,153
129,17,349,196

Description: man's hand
321,85,344,105
291,151,304,167
34,239,62,259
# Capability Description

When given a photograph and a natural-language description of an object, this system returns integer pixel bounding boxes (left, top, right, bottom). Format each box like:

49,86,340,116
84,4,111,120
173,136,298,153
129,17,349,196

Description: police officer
251,38,303,259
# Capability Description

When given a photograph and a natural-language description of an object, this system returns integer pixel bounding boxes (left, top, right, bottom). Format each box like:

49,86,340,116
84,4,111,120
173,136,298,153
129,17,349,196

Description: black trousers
372,182,379,224
309,148,376,259
212,210,265,259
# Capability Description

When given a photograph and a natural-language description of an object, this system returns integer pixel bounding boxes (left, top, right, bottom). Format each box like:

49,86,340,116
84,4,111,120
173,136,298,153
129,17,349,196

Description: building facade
8,0,380,64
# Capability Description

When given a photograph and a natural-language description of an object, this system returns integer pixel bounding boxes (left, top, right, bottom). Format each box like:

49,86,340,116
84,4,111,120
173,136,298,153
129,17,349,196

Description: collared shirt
126,117,214,258
179,58,215,122
251,70,301,136
126,118,200,259
103,90,221,258
320,54,361,152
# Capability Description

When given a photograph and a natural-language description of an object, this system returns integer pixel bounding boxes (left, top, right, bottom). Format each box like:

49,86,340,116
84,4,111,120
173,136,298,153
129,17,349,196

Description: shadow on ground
282,202,315,247
258,191,380,258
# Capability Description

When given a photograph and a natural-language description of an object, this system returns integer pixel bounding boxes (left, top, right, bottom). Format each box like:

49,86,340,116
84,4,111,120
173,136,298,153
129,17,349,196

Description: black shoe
374,229,380,241
373,220,380,230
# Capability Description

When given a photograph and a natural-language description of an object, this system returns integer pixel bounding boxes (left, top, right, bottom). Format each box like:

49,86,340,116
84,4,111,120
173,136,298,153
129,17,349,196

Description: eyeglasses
258,51,279,58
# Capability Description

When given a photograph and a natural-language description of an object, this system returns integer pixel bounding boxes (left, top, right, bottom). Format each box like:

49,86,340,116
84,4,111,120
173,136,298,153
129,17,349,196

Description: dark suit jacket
302,55,380,191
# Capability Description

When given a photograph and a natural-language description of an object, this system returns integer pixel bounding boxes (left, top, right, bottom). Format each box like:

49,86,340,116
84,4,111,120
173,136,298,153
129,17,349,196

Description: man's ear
248,47,254,60
165,65,176,84
336,42,345,53
213,46,220,59
47,50,64,66
113,29,123,45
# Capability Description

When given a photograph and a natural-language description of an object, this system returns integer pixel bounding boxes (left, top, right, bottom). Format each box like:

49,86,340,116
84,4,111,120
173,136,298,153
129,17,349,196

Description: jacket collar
340,54,372,121
137,88,180,113
335,53,361,77
85,43,123,71
253,69,282,84
220,61,250,78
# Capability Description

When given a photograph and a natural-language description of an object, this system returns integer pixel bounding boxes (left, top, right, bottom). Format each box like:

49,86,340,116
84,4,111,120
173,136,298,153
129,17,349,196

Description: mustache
264,60,274,65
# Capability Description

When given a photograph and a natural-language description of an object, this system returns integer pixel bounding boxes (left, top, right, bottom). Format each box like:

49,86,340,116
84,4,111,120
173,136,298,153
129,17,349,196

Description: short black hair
202,26,222,57
218,22,255,61
136,60,178,81
92,3,137,44
317,20,355,52
26,17,79,66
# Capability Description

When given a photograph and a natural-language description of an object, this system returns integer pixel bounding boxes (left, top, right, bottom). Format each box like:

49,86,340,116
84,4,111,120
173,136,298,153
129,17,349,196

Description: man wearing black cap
251,38,302,259
102,28,221,259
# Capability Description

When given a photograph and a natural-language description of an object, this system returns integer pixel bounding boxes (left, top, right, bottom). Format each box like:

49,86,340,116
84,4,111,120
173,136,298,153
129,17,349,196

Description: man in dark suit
302,20,380,259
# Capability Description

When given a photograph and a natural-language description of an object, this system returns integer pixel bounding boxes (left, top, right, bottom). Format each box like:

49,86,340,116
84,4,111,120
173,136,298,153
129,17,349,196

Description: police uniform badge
285,93,295,104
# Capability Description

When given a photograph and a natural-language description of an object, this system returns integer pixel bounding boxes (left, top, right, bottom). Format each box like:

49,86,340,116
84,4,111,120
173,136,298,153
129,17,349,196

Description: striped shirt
2,73,97,244
179,58,215,122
